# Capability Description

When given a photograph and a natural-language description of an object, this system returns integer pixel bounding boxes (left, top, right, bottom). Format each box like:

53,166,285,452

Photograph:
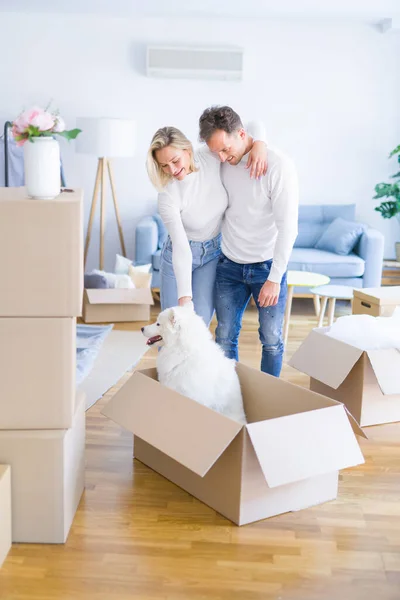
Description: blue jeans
215,255,287,377
160,234,221,326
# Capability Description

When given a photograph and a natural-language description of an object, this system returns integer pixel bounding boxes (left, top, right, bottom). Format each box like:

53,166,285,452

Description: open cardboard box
82,270,154,323
102,363,365,526
289,327,400,427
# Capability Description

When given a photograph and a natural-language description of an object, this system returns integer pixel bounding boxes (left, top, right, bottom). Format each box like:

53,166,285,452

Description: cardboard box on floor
102,364,365,526
0,392,85,544
0,317,76,429
289,327,400,427
0,187,83,317
0,465,11,567
82,271,153,323
352,286,400,317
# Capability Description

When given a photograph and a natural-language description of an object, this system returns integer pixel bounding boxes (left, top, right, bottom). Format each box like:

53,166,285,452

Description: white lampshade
75,117,136,158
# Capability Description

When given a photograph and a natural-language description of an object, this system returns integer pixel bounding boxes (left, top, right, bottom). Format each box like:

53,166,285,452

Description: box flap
101,370,243,477
353,286,400,307
246,404,364,488
366,348,400,395
343,406,367,439
288,328,364,389
85,288,153,306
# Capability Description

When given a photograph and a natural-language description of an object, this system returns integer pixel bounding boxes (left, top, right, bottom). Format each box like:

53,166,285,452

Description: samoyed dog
141,305,247,424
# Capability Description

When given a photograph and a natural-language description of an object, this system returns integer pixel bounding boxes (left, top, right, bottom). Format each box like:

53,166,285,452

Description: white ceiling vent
146,45,243,81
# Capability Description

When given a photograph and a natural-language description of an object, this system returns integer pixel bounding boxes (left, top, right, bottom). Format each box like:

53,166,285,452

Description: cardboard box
82,271,153,323
352,286,400,317
0,465,11,567
289,327,400,427
0,392,85,543
0,187,83,317
0,317,75,429
102,364,365,526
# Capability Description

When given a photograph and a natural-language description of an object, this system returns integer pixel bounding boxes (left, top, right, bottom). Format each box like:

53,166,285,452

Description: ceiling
0,0,399,25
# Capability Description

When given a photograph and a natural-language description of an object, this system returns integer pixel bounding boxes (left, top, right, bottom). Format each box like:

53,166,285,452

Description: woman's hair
146,126,198,190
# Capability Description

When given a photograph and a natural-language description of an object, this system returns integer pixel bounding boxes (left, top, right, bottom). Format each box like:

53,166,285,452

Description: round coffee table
310,284,354,327
283,271,330,344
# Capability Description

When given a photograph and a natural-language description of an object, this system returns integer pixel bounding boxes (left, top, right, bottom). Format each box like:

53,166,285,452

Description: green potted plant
374,144,400,262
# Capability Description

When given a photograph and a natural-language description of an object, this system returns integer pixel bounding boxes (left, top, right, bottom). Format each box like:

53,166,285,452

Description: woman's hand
246,141,268,179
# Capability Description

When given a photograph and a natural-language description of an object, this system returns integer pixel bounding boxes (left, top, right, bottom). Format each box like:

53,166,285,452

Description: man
199,106,298,377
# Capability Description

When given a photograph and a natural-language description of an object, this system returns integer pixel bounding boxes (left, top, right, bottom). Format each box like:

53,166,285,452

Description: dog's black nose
141,327,144,332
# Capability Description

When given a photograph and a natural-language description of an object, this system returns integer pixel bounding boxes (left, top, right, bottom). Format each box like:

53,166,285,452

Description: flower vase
23,137,61,199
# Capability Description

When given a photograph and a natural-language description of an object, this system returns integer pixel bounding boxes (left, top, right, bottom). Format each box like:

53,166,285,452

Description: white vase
23,137,61,200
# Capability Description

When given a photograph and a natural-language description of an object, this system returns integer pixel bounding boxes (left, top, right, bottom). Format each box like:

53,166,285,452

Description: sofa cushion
152,249,161,271
315,217,366,255
294,204,357,248
288,248,365,278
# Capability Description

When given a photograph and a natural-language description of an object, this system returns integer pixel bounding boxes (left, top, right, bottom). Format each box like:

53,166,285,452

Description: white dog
141,306,247,424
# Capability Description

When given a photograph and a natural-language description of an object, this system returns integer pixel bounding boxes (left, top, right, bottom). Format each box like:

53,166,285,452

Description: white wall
0,12,399,269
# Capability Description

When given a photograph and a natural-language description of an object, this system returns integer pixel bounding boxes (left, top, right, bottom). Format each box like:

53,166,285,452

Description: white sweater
158,123,266,299
220,147,299,283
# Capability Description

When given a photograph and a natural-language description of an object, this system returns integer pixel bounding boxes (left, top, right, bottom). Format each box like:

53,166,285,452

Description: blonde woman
146,121,267,326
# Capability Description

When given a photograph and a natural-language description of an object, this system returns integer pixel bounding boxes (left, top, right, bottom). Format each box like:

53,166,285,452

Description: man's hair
199,105,243,142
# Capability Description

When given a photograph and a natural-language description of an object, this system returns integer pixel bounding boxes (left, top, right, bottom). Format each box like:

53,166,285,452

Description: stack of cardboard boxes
0,187,85,545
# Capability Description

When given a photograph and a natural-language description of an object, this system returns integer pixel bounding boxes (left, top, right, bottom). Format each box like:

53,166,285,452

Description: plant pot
23,137,61,199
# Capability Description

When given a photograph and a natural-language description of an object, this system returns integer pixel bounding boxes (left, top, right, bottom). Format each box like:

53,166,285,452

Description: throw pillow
315,217,365,255
129,264,152,289
84,273,110,289
114,253,133,275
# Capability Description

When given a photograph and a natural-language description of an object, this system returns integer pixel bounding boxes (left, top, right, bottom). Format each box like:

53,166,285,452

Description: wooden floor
1,299,400,600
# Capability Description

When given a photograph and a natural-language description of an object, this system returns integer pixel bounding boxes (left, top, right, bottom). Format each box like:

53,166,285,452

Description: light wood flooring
1,299,400,600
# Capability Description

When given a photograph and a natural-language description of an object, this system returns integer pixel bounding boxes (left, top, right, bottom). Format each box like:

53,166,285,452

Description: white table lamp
76,117,136,269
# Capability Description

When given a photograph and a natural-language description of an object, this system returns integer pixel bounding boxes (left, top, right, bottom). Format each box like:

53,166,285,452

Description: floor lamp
76,117,136,270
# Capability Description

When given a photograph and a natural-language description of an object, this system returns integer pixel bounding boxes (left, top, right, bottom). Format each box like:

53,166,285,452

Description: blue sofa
135,213,167,289
135,204,384,293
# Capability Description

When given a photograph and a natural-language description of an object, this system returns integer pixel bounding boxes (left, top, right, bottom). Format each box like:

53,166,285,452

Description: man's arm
258,157,299,307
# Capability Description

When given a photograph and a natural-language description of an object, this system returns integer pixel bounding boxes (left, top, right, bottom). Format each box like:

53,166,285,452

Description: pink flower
13,106,55,133
30,110,55,131
13,110,33,133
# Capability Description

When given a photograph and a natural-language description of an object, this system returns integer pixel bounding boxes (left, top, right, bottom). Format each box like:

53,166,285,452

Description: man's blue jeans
215,255,287,377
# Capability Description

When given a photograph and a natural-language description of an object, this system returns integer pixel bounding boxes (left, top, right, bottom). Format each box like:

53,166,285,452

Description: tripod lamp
76,117,136,269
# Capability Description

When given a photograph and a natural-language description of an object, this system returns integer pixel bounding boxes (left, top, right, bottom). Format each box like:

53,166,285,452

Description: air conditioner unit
146,45,244,81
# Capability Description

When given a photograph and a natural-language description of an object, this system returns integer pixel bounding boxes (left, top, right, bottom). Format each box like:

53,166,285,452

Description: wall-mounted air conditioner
146,45,244,81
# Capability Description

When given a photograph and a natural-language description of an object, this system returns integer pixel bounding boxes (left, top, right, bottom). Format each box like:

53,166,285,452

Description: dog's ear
168,307,180,330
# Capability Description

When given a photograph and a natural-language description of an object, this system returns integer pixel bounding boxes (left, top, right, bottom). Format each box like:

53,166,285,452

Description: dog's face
141,305,194,347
